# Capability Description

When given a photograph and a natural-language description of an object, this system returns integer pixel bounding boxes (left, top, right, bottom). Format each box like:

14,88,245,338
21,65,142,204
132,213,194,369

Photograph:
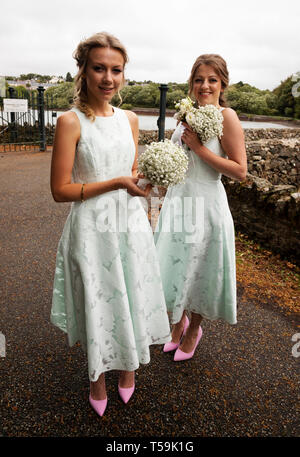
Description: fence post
37,86,46,151
8,87,17,144
157,84,168,141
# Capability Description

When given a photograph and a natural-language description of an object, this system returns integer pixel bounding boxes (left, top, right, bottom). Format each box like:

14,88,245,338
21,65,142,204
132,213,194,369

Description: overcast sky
1,0,299,90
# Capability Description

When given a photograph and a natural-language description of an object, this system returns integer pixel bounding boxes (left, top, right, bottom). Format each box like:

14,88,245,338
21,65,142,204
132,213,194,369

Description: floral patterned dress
51,107,170,382
154,108,237,325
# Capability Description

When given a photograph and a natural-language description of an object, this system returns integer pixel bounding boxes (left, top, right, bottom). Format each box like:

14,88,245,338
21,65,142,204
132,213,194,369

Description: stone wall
140,128,300,264
223,176,299,264
243,128,299,186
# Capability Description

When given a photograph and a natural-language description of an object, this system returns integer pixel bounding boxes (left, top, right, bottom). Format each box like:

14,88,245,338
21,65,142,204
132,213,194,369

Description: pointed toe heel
163,315,190,353
163,341,180,352
89,394,108,417
174,326,203,362
118,384,135,404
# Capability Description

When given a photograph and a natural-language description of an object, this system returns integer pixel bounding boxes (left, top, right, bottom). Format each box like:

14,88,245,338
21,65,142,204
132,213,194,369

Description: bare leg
170,311,187,344
90,373,106,400
179,312,203,353
119,370,135,388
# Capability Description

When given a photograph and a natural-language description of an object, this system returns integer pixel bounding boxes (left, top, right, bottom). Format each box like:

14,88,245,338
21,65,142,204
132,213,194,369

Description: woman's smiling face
192,64,223,107
84,46,125,103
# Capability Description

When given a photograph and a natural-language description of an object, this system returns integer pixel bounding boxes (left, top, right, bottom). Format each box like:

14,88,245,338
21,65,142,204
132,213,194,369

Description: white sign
3,98,28,113
0,76,5,97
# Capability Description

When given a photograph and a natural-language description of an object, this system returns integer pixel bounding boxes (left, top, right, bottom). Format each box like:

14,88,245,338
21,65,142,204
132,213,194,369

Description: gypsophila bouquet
174,98,223,143
138,139,188,187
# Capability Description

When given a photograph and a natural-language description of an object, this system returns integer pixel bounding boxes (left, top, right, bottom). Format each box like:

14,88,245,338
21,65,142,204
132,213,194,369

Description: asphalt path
0,150,299,440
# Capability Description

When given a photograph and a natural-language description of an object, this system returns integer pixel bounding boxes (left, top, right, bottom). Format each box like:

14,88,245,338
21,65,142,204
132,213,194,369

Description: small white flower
186,110,196,124
138,139,188,187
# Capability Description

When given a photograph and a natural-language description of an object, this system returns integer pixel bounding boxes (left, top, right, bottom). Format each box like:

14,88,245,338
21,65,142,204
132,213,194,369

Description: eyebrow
90,62,123,67
195,74,218,78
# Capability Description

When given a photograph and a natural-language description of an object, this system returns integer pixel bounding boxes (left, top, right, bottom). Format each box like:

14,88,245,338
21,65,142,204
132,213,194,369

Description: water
138,114,294,130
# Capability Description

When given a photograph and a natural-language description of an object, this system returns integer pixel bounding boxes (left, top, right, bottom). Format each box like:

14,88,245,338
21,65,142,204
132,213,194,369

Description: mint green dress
154,108,237,325
51,107,171,382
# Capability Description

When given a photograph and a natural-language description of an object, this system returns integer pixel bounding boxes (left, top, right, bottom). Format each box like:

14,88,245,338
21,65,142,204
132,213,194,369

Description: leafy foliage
45,82,75,109
226,76,300,119
273,75,300,118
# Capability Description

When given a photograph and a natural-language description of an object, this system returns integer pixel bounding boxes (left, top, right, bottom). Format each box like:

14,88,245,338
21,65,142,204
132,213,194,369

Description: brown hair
188,54,229,107
72,32,129,120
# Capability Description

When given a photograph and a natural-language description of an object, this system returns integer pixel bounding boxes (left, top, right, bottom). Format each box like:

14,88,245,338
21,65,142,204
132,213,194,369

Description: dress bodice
171,108,227,182
71,107,135,184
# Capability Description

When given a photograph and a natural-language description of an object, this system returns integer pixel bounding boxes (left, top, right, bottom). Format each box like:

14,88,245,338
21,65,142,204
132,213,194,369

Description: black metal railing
0,86,57,151
157,84,169,141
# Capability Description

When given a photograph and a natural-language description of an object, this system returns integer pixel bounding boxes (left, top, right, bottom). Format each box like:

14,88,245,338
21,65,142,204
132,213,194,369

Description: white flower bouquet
174,96,195,122
138,139,188,188
174,97,223,143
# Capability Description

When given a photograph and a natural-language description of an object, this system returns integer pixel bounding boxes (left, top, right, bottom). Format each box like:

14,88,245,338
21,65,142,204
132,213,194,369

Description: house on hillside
49,76,64,84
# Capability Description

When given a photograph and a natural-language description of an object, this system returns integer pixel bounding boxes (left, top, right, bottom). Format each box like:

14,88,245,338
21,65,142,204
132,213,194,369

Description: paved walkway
0,149,299,437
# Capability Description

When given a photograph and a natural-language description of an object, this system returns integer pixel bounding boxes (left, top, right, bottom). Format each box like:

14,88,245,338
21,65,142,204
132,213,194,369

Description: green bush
166,89,186,108
120,103,133,110
45,82,74,109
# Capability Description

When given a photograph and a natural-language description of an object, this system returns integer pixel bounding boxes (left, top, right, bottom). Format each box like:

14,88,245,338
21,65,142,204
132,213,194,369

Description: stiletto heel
163,315,189,352
89,394,108,417
174,326,203,361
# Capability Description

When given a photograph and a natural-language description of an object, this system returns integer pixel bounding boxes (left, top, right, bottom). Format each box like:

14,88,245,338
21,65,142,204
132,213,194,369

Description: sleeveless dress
50,107,171,382
154,108,237,325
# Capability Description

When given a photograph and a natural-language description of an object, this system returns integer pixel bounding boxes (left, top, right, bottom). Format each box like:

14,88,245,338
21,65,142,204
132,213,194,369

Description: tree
273,76,296,117
134,85,157,107
66,72,74,82
45,82,75,109
113,84,143,107
166,89,186,108
294,96,300,119
20,73,36,80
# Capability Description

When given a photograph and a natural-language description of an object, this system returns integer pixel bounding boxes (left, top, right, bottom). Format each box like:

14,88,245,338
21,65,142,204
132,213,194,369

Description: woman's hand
181,122,202,153
119,176,152,197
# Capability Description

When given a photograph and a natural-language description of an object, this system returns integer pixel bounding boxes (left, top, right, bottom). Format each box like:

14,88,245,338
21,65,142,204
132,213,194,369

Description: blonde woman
155,54,247,361
50,32,170,417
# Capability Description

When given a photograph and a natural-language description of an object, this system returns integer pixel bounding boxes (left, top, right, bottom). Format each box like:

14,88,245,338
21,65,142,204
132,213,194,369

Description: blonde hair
188,54,229,107
72,32,128,120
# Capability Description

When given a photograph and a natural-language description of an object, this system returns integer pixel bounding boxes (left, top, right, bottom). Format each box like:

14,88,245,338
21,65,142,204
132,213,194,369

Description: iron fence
0,86,57,152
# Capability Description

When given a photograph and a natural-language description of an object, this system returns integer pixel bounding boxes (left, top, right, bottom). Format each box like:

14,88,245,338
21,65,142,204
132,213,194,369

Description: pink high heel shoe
163,315,189,352
174,326,203,361
118,384,135,404
89,394,108,417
